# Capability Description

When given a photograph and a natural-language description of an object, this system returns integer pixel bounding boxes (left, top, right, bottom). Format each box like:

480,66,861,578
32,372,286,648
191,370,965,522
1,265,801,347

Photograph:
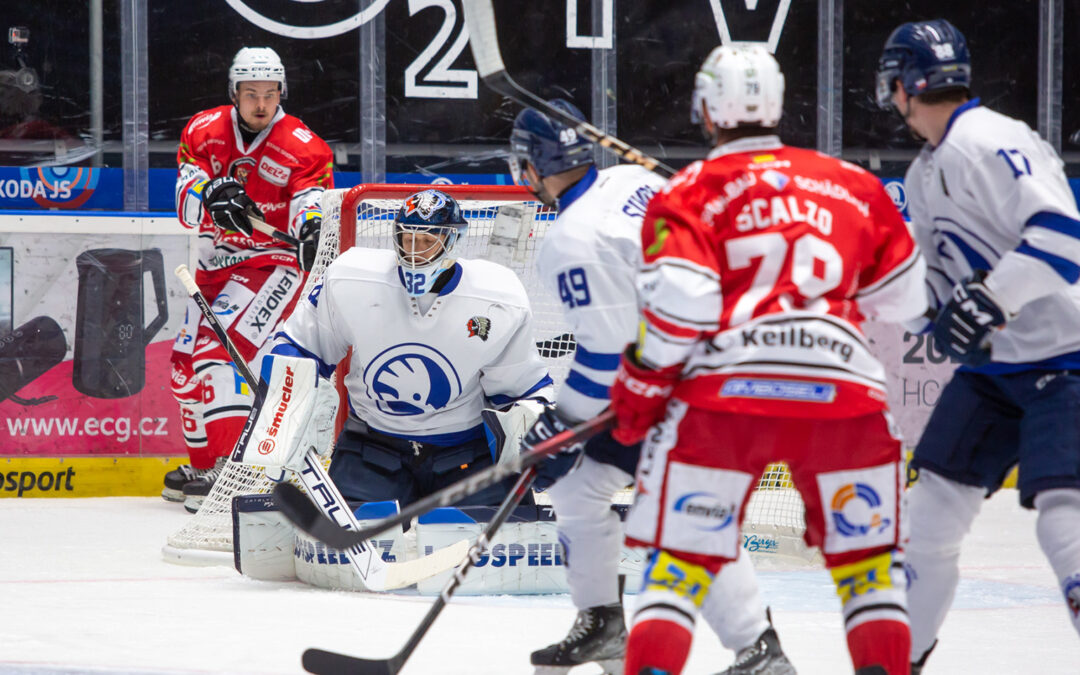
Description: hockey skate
162,462,217,502
181,458,225,514
531,603,626,675
712,624,796,675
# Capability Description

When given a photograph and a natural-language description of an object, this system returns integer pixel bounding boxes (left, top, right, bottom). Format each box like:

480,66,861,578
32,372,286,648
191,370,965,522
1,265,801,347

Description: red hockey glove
609,346,680,445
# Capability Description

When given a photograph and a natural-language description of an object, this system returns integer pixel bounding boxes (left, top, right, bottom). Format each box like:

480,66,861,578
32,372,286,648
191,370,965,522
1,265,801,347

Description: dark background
2,0,1076,176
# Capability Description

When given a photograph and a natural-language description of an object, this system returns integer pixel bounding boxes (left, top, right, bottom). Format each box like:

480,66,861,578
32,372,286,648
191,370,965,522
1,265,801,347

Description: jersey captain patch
466,316,491,341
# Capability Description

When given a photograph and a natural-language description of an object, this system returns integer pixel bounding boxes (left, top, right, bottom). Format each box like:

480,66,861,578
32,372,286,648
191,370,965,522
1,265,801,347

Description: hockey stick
462,0,676,177
301,465,541,675
174,265,466,591
249,214,301,247
273,410,614,550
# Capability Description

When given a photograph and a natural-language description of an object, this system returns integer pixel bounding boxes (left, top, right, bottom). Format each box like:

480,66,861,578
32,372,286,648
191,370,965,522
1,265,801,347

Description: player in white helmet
165,46,334,512
614,43,926,675
511,98,794,675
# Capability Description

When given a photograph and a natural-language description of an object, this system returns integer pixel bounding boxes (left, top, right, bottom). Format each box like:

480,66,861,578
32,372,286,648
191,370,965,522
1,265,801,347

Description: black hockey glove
932,269,1008,367
523,406,584,491
296,216,321,272
202,177,261,237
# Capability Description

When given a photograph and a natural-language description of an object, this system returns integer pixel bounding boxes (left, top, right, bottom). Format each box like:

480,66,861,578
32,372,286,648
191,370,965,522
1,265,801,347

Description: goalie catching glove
232,354,339,476
202,176,262,237
609,345,680,445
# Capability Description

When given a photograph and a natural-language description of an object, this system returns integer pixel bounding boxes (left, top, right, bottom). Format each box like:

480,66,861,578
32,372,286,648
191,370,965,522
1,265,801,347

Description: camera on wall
4,26,38,93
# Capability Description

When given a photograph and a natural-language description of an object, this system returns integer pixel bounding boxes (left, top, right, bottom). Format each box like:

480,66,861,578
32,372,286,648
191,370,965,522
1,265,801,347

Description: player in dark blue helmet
876,19,971,138
878,19,1080,674
508,99,595,208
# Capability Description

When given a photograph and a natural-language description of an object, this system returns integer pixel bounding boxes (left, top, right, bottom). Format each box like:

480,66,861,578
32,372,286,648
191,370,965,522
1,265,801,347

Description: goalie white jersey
906,100,1080,367
275,248,553,442
536,164,666,422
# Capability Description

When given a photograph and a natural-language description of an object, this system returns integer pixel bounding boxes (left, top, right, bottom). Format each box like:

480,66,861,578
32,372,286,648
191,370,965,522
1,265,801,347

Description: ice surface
1,491,1076,674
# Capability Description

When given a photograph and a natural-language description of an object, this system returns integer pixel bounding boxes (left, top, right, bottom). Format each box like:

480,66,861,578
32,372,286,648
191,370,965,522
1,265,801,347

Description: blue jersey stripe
270,332,337,379
565,369,611,400
573,345,621,371
487,374,555,407
1025,210,1080,240
1016,241,1080,283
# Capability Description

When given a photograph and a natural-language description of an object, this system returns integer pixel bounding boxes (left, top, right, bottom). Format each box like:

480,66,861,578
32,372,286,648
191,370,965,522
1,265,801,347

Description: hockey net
163,183,810,565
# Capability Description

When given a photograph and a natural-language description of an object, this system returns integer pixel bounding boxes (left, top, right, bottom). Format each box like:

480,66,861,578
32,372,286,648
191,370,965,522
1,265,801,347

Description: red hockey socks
624,618,693,675
847,619,911,674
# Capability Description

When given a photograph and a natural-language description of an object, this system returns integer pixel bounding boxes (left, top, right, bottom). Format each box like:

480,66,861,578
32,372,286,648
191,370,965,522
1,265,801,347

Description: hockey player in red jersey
613,45,928,675
164,47,334,512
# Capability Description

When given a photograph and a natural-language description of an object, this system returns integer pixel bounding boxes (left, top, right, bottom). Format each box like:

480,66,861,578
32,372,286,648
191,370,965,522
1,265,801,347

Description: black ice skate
162,463,216,502
713,624,796,675
531,603,627,675
181,459,225,514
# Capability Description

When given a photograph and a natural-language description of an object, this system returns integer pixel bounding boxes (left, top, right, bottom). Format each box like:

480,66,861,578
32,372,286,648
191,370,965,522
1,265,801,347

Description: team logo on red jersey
229,157,257,185
466,316,491,341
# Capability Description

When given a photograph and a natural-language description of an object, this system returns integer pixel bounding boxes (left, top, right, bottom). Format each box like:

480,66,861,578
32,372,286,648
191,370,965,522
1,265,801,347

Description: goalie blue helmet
393,189,468,297
508,99,594,182
876,19,971,109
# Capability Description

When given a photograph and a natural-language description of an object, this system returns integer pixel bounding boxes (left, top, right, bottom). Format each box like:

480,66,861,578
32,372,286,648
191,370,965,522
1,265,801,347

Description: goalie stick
273,410,614,550
174,265,467,591
301,465,541,675
462,0,677,177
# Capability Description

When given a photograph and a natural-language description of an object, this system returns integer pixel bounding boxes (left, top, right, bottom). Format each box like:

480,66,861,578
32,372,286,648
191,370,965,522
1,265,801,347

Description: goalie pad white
233,354,339,473
232,494,298,582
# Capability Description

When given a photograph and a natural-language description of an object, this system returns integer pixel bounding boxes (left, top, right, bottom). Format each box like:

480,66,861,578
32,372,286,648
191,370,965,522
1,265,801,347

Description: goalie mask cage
163,183,810,566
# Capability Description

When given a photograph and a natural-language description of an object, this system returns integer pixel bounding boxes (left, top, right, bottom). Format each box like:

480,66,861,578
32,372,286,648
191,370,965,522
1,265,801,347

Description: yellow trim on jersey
642,550,715,607
830,551,897,604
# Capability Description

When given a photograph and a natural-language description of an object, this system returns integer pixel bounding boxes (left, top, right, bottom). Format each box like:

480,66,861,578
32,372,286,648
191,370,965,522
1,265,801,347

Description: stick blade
303,648,403,675
271,482,365,550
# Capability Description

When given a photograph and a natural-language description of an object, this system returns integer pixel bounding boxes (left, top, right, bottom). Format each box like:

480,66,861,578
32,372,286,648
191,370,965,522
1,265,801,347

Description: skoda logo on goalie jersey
362,343,462,416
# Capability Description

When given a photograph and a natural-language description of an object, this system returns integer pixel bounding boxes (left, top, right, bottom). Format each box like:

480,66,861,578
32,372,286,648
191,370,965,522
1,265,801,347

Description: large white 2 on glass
405,0,478,99
725,232,842,325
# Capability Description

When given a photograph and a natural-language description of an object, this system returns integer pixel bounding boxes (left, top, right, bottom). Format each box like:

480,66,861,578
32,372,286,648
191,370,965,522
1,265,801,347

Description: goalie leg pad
232,493,297,581
233,354,338,471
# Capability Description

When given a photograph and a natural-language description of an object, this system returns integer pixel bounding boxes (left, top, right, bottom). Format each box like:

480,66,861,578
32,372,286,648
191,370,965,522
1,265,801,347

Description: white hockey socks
546,456,630,609
1034,488,1080,637
904,470,984,661
699,552,770,652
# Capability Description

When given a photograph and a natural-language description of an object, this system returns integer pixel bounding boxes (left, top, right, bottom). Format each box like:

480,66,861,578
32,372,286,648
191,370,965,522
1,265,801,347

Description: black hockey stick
301,465,540,675
462,0,676,178
272,410,614,549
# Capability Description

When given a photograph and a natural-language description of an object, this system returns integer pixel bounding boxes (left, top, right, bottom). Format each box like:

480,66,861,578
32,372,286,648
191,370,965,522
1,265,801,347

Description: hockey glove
296,216,321,272
932,269,1009,367
522,406,585,491
202,177,261,237
482,398,546,470
609,345,679,445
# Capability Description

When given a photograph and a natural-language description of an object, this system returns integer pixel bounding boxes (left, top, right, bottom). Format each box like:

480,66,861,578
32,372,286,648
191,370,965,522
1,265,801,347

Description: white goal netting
163,184,809,564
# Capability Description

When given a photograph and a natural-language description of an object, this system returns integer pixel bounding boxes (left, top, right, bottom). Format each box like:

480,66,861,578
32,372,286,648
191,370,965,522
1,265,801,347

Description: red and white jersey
175,105,334,273
638,135,927,418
